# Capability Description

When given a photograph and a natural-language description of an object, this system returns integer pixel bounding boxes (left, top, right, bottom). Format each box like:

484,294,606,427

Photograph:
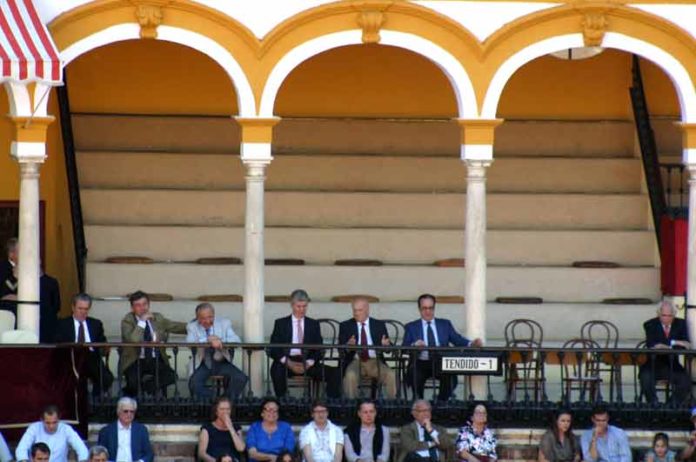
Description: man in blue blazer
402,294,482,401
97,397,153,462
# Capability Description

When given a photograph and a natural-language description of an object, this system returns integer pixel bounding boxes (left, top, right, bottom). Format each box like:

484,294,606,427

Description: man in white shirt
16,405,88,462
97,397,153,462
300,400,344,462
186,302,248,400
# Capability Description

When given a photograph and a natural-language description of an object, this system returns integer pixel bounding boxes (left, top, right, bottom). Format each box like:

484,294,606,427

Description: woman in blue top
246,397,296,462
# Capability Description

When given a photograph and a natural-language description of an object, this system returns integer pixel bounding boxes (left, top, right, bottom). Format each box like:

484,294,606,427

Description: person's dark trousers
406,359,457,401
639,362,691,404
123,357,177,397
86,350,114,396
271,357,342,399
190,360,249,400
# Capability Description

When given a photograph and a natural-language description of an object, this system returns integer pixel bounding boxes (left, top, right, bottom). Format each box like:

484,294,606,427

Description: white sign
441,356,499,372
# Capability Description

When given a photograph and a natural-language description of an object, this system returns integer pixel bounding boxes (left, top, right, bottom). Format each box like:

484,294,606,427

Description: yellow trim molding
11,116,55,143
457,119,504,145
681,123,696,149
237,117,280,143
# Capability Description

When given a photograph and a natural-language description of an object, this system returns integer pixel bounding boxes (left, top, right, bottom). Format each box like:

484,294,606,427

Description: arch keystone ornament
581,12,608,47
130,0,171,39
357,10,386,44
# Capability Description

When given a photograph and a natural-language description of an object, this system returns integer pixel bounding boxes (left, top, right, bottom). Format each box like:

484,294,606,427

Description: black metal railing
661,162,688,218
56,73,88,292
3,342,690,428
630,54,667,247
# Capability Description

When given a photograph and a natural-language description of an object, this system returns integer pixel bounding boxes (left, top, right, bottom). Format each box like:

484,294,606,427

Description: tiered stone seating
75,115,661,344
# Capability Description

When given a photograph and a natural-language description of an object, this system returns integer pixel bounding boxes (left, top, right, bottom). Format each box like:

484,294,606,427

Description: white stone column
686,164,696,346
464,159,491,398
243,159,270,395
16,161,42,337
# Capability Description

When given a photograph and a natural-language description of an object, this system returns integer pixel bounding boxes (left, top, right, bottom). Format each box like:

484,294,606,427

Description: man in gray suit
187,302,248,400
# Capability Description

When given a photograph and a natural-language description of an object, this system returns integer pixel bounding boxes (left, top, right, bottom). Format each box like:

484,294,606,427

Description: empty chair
580,320,621,400
552,338,602,404
504,319,545,401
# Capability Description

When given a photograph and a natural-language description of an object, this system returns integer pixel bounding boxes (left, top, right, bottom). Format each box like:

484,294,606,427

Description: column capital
9,116,54,162
681,123,696,164
456,118,504,161
236,117,280,162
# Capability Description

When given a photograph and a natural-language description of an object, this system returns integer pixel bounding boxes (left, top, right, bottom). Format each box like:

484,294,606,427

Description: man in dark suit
639,301,691,404
397,400,454,462
403,294,481,401
39,269,60,343
54,293,114,396
97,397,153,462
269,289,341,398
0,237,18,320
338,297,396,399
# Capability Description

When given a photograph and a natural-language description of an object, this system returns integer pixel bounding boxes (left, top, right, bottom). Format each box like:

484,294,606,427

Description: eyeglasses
263,408,279,413
413,408,431,413
420,306,435,311
120,410,136,414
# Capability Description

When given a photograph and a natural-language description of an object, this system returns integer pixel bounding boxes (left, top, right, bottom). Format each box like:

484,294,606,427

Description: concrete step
80,189,649,229
85,263,660,303
89,299,657,342
84,226,658,266
77,151,642,194
73,114,638,158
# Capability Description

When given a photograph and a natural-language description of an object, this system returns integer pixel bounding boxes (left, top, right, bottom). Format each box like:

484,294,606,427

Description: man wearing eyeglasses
397,400,454,462
97,397,153,462
403,294,481,401
300,400,344,462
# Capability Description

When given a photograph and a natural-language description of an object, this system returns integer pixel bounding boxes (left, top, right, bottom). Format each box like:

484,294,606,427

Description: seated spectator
300,399,344,462
269,290,341,399
0,238,18,318
680,407,696,461
39,266,60,343
15,405,88,462
398,399,454,462
198,397,245,462
639,301,691,404
120,290,186,396
538,409,580,462
645,433,675,462
580,405,631,462
54,293,114,396
456,404,497,462
87,446,109,462
187,302,248,400
0,430,11,462
278,451,298,462
246,398,296,462
403,294,481,401
339,298,396,399
97,397,154,462
344,400,390,462
30,443,51,462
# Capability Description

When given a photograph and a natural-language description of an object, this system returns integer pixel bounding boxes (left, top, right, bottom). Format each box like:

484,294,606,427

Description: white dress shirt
116,421,134,462
290,315,305,357
356,318,377,358
15,421,88,462
73,318,92,343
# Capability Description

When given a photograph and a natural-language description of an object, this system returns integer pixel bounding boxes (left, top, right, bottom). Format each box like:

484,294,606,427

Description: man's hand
381,335,390,346
674,340,691,349
470,338,483,347
208,335,223,350
414,339,426,347
422,419,433,433
347,335,357,345
140,312,154,322
287,359,305,374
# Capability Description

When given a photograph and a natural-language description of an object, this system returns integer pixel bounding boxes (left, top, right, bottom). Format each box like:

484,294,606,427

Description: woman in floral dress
456,404,497,462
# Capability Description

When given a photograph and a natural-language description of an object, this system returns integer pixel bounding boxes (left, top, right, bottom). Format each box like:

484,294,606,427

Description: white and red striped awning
0,0,61,85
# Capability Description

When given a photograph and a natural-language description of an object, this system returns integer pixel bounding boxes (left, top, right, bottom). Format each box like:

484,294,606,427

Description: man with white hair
87,446,109,462
397,400,454,462
97,397,153,462
187,302,248,400
639,300,691,404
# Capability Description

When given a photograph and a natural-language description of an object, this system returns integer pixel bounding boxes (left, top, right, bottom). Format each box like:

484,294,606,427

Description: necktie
423,426,439,462
204,327,214,369
143,321,155,358
664,325,671,339
77,321,86,343
426,321,437,360
360,322,369,361
297,320,304,344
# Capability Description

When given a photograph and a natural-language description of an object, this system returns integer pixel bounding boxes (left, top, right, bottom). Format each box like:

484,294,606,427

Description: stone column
237,117,278,395
458,119,501,398
10,116,53,341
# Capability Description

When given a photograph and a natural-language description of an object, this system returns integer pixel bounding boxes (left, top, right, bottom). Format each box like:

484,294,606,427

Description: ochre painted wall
0,89,77,317
67,39,238,115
